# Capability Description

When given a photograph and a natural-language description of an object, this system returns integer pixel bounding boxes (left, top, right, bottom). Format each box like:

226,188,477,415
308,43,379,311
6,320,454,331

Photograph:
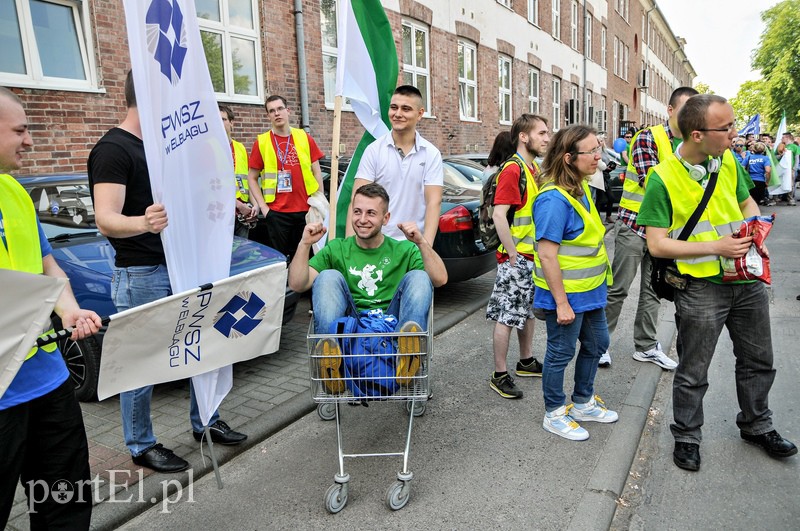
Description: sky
656,0,781,99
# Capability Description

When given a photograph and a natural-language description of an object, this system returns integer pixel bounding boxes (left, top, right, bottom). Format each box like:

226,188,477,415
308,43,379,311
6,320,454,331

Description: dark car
318,156,496,283
19,174,299,402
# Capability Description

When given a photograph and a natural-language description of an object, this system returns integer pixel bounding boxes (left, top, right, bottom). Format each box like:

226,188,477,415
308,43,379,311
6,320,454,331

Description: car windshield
23,180,99,239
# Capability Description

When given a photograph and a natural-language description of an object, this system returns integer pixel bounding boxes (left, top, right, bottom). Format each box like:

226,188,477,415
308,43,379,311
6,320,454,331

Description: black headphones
675,145,721,181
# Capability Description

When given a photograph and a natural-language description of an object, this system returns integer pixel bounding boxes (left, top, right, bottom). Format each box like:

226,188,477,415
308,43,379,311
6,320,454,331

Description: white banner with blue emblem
97,263,286,401
123,0,239,427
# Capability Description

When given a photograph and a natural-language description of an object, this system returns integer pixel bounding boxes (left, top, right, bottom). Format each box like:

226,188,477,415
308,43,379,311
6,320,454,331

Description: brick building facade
3,0,694,176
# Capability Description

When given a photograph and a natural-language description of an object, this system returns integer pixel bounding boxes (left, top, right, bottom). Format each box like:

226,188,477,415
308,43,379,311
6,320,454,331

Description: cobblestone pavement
8,272,496,530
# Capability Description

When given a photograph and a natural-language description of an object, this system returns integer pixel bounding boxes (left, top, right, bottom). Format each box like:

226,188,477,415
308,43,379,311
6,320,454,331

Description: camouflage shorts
486,256,535,329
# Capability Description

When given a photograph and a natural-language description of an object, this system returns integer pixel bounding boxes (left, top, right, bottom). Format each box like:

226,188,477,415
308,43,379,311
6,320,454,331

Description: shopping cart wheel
406,401,426,417
324,482,348,514
385,480,410,511
317,402,336,421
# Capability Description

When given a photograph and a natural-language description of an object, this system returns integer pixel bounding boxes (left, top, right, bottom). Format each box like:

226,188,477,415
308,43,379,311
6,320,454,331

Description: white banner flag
98,263,286,401
123,0,237,424
0,269,66,399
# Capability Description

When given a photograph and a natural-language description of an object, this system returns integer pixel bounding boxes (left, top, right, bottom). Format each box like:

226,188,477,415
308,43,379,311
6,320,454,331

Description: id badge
277,170,293,193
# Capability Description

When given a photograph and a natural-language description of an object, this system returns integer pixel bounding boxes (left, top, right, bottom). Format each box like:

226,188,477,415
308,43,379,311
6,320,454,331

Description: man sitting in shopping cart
288,182,447,357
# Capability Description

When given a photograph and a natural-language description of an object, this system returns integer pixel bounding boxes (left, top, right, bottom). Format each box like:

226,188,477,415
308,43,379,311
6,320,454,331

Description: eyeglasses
734,144,745,147
698,124,736,133
576,146,603,156
267,106,287,115
624,135,632,139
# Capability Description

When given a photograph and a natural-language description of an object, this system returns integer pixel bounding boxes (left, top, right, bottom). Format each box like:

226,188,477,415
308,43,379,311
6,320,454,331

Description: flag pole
329,95,343,238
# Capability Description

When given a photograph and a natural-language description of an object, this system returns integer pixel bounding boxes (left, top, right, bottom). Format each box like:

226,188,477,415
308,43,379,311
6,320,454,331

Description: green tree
200,31,253,95
694,82,715,94
730,80,767,129
752,0,800,129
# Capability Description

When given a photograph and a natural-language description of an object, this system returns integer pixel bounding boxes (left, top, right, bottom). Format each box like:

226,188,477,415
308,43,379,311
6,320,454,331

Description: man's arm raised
287,222,325,292
397,222,447,287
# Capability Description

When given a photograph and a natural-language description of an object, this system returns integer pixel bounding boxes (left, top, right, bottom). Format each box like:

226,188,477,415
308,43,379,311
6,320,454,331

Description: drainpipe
293,0,311,132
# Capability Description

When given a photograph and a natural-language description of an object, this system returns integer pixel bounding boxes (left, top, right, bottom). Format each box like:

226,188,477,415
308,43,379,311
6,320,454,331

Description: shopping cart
307,312,432,513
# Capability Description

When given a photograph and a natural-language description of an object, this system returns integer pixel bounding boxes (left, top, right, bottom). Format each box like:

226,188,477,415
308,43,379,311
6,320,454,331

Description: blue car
18,174,299,401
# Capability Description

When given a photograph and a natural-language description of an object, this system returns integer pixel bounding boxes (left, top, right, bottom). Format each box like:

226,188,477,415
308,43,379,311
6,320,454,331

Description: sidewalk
8,273,497,531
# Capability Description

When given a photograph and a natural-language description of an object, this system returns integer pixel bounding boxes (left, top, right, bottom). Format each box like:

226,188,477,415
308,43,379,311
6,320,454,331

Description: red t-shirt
248,132,324,212
493,162,536,262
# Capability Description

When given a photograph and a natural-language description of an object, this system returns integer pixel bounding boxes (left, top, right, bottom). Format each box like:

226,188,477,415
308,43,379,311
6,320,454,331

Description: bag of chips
720,214,775,284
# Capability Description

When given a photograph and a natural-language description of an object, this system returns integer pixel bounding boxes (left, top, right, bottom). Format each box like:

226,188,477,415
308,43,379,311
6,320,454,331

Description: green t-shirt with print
309,236,425,312
638,160,754,284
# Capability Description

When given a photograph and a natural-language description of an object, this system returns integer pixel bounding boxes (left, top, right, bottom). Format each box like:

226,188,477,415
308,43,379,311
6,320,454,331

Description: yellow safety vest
497,155,540,256
620,124,673,213
257,128,319,203
0,174,57,359
656,151,743,278
232,139,250,203
533,181,612,292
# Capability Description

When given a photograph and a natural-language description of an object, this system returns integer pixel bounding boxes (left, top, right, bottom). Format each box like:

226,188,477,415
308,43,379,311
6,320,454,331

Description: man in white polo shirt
349,85,443,245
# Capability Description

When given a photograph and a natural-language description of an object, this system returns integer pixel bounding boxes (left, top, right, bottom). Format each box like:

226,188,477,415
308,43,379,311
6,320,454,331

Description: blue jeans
111,264,219,456
671,279,775,444
541,308,609,411
312,269,432,334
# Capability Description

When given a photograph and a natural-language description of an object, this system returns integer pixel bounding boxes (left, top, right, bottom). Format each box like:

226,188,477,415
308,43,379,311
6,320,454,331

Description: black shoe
132,444,190,473
516,357,543,377
489,373,523,399
193,420,248,445
673,442,701,471
741,430,798,458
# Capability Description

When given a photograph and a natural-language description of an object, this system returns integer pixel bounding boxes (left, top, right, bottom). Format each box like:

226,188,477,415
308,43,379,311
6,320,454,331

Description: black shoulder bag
649,170,719,302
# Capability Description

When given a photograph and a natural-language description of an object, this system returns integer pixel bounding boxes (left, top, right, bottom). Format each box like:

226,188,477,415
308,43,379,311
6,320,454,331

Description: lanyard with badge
275,130,293,193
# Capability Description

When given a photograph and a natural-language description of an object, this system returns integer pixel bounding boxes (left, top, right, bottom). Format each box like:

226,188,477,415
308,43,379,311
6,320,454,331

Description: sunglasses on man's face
624,135,632,139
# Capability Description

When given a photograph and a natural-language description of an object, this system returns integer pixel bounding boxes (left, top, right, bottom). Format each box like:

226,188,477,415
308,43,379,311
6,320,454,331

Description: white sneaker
599,350,612,367
569,395,619,423
633,342,678,370
543,405,589,441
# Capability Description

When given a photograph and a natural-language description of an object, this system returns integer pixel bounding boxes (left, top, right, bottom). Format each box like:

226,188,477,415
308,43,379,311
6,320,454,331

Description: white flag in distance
98,264,286,401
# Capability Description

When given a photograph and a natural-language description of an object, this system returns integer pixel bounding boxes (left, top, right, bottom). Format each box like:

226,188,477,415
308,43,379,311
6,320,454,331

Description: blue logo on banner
213,292,266,338
146,0,188,84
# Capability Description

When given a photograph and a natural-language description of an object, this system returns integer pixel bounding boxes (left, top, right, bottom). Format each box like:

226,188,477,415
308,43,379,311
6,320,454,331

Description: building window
497,0,512,7
601,26,607,68
0,0,99,91
584,13,592,59
401,20,431,112
320,0,339,106
613,37,619,76
498,55,512,124
551,0,561,40
570,1,578,50
552,77,561,131
600,95,607,132
458,40,478,120
198,0,262,101
528,68,539,114
584,89,592,123
528,0,539,25
612,100,619,137
622,43,629,81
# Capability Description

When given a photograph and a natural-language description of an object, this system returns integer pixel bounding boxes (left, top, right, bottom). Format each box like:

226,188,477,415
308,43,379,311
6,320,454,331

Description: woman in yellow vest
532,125,618,441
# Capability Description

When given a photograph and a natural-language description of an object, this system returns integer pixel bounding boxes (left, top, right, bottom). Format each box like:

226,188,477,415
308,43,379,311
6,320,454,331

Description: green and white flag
333,0,398,238
768,112,794,194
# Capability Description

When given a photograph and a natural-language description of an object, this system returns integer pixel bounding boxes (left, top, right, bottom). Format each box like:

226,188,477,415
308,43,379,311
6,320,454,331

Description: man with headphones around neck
638,94,797,472
602,87,698,369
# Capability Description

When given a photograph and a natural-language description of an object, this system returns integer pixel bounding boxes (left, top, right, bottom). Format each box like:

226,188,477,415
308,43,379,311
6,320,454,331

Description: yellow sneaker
316,338,345,393
396,321,423,385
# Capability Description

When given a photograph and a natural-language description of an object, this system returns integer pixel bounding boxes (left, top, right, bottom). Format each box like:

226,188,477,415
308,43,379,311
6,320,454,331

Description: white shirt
356,131,443,240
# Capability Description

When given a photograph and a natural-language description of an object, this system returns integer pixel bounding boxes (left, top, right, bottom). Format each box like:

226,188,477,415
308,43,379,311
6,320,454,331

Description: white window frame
584,13,592,59
552,77,561,131
551,0,561,40
497,0,512,8
1,0,100,92
623,44,629,81
198,0,263,103
584,89,592,123
612,100,619,137
528,68,539,114
458,40,478,121
600,95,607,132
601,26,607,69
613,37,619,76
498,55,513,125
527,0,539,25
570,1,579,50
401,19,431,114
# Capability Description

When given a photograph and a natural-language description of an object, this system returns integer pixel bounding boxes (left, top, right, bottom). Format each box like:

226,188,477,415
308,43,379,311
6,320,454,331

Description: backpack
330,309,399,398
478,157,527,249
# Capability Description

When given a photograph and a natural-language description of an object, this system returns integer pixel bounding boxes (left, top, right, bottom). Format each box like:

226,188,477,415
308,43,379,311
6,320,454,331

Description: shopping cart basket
307,312,432,513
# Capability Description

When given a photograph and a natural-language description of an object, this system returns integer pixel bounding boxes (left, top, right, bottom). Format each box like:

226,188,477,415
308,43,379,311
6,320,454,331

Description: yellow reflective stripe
621,189,644,201
671,220,714,238
533,242,601,257
534,262,608,280
513,216,532,226
513,234,534,246
679,255,719,265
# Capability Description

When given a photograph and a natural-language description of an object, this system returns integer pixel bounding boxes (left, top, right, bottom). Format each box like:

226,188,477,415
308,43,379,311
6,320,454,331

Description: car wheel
58,334,101,402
